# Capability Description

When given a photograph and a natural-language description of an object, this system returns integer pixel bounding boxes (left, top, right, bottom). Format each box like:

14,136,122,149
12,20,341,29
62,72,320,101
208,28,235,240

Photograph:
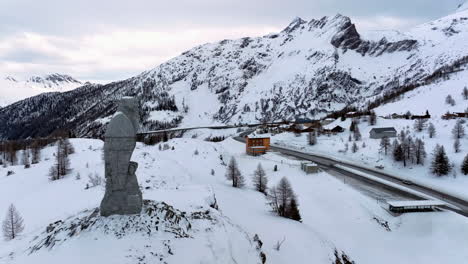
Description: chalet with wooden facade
442,112,468,120
411,111,431,119
331,125,345,133
245,135,270,156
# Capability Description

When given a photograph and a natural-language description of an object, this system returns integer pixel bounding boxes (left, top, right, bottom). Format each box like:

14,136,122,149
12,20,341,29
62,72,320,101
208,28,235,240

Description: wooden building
411,111,431,119
331,125,345,133
245,136,270,156
441,112,468,120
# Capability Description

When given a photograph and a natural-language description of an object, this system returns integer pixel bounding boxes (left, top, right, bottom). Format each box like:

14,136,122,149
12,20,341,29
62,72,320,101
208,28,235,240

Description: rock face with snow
100,98,142,216
2,6,468,140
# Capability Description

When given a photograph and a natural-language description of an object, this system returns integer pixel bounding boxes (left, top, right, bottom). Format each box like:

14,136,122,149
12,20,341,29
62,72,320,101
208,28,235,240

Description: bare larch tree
2,204,25,241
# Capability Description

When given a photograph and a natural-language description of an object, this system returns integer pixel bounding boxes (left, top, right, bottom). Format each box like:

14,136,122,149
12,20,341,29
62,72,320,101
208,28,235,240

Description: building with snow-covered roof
301,162,320,174
369,127,397,139
387,200,445,213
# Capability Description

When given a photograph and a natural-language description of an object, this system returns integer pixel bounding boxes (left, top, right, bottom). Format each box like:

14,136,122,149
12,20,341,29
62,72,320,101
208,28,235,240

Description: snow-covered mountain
0,74,83,107
2,6,468,139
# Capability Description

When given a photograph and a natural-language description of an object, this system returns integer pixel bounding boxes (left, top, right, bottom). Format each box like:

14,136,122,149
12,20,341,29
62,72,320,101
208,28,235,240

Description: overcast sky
0,0,464,83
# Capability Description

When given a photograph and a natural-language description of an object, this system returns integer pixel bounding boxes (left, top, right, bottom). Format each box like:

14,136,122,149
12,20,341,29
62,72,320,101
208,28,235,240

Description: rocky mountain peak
282,17,307,33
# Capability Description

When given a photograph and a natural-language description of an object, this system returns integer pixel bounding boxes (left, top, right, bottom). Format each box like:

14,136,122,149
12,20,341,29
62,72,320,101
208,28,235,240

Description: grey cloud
0,0,463,36
0,48,66,63
0,0,465,81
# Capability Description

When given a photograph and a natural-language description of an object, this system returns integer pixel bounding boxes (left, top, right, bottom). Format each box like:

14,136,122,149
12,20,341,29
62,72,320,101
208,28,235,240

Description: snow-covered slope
2,7,468,139
457,1,468,13
0,138,467,263
0,74,83,107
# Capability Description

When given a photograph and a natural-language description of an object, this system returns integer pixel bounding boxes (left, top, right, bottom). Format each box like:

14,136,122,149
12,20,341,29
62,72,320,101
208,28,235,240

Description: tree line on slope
309,115,468,177
377,120,467,176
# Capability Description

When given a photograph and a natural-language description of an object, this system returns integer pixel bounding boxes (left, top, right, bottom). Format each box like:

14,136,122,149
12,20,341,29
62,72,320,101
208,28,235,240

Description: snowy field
0,138,467,263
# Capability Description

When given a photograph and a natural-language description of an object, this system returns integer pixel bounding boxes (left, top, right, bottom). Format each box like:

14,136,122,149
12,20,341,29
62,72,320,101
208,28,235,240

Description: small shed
301,162,320,174
369,127,397,139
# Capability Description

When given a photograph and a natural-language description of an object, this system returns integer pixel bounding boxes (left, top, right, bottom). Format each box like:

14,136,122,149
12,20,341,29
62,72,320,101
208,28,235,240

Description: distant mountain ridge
1,6,468,140
0,73,83,107
26,73,82,89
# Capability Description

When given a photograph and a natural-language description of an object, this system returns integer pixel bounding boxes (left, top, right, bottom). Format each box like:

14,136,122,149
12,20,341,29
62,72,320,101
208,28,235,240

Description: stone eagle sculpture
100,97,143,216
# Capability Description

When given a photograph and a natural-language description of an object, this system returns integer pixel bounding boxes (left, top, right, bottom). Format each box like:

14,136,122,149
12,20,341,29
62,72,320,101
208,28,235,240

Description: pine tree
413,138,426,165
49,163,60,181
30,140,41,164
252,163,268,194
401,136,414,167
452,120,465,139
21,149,30,169
268,177,293,217
393,143,404,162
351,142,358,153
427,123,436,138
430,145,451,176
445,94,455,106
225,157,245,188
62,138,75,155
463,86,468,100
413,119,426,132
349,121,356,133
461,154,468,175
353,125,362,141
379,136,390,155
398,130,406,142
392,139,399,152
369,111,377,126
2,204,25,241
267,177,301,221
308,132,317,145
58,146,71,177
453,138,461,153
49,142,71,181
6,143,17,165
287,198,302,222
